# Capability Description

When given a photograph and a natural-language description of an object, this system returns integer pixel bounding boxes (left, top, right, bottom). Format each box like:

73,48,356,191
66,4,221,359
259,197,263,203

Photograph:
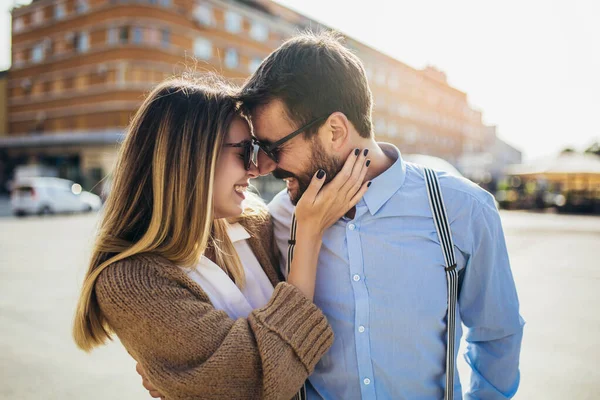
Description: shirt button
348,223,356,230
358,325,365,333
364,378,371,385
353,274,361,282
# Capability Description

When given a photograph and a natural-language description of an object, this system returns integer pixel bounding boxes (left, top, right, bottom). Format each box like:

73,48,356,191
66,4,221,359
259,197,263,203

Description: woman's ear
323,112,350,152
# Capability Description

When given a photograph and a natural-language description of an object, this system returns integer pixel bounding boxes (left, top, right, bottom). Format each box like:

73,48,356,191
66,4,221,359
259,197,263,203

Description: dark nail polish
366,160,371,167
316,169,325,179
354,148,360,156
367,181,372,187
363,149,369,156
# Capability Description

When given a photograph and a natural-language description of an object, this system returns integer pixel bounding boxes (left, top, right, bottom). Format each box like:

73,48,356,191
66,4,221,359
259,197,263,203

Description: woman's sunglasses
224,140,260,171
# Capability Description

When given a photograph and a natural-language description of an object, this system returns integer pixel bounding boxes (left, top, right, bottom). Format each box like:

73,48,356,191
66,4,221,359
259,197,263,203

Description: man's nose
257,151,277,176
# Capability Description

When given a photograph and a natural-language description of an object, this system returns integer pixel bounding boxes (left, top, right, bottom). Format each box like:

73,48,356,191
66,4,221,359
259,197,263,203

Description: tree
584,142,600,157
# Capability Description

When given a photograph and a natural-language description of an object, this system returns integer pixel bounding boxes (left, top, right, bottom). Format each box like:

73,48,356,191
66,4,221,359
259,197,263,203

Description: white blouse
183,223,275,319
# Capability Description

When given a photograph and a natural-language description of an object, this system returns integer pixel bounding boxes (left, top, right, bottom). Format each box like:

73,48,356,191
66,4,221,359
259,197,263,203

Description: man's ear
322,112,350,152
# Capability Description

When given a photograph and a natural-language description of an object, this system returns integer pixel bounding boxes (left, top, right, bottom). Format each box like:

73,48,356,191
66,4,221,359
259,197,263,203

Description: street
0,210,599,399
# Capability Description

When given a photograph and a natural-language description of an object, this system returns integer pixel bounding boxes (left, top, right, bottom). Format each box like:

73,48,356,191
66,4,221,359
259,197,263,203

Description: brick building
1,0,489,194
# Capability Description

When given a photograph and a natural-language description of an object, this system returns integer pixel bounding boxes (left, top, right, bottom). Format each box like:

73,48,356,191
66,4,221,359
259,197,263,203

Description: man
241,31,524,400
141,31,524,399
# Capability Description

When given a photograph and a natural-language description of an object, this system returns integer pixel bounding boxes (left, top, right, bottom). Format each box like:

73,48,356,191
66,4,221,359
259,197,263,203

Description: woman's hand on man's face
294,148,371,236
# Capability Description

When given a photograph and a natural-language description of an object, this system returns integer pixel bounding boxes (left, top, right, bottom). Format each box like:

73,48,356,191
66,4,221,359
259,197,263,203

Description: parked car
403,154,464,178
10,177,102,217
404,154,500,209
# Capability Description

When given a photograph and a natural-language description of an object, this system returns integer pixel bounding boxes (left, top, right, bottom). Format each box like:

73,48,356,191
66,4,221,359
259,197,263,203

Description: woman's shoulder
95,253,195,302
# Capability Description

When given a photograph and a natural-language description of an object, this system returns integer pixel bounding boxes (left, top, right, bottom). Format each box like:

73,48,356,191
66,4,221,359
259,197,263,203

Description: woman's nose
247,160,260,178
257,151,277,176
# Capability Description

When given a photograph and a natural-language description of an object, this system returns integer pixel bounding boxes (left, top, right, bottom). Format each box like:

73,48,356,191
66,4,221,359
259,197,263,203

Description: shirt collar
362,143,406,215
227,222,251,243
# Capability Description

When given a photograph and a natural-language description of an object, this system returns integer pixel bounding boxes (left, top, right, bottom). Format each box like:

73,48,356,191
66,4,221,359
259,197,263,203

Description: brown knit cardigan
95,213,334,400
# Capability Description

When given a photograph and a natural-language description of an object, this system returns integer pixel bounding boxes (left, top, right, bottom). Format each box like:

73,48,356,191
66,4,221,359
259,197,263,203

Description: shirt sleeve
267,189,295,278
459,196,525,399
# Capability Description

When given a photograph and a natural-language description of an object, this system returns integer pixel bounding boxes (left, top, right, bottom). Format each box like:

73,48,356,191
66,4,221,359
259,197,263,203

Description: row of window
13,0,178,33
366,66,475,118
374,118,459,147
14,26,173,67
107,26,170,48
192,37,263,73
374,99,469,132
13,0,90,32
193,4,270,43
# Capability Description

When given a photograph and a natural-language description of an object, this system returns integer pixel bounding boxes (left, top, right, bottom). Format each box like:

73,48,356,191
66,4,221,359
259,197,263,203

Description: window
107,27,118,44
375,69,386,85
193,4,215,26
225,11,242,33
14,51,25,67
54,3,66,20
224,48,238,69
13,17,24,32
32,8,44,25
147,28,160,45
193,37,212,60
32,43,45,63
21,78,32,94
75,32,89,53
161,29,170,48
119,27,129,44
76,0,89,14
250,22,268,42
389,75,399,90
248,57,262,73
365,65,374,80
133,27,143,44
404,129,418,144
160,0,171,6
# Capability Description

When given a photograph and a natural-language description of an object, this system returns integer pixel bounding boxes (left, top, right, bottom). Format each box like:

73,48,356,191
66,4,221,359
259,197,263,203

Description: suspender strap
423,168,459,400
288,212,307,400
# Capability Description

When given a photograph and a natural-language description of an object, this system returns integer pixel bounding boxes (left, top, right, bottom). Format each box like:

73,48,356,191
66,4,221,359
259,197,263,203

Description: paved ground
0,209,599,399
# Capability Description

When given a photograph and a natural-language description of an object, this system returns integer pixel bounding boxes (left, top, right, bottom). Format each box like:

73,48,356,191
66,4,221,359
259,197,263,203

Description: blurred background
0,0,598,399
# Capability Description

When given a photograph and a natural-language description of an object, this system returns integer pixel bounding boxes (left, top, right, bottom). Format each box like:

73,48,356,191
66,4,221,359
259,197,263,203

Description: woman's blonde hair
73,76,254,352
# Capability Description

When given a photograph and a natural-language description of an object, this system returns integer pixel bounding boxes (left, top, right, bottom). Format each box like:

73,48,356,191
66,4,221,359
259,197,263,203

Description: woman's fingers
340,149,369,198
348,180,372,208
337,149,369,201
327,148,361,190
302,169,327,205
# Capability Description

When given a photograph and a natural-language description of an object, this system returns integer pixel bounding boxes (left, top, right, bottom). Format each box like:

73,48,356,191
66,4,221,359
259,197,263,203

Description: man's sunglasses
225,115,329,170
254,115,329,164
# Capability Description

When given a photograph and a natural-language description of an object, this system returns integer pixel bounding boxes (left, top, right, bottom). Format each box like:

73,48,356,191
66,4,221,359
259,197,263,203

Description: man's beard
272,139,343,205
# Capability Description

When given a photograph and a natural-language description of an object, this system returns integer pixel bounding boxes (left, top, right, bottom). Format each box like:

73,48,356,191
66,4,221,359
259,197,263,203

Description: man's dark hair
239,30,373,138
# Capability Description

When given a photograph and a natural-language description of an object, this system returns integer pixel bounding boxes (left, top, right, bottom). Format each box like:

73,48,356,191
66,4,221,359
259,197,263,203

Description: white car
403,154,464,177
10,177,102,217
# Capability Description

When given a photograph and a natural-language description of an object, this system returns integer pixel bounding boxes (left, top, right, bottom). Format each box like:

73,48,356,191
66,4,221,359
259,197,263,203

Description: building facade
2,0,490,195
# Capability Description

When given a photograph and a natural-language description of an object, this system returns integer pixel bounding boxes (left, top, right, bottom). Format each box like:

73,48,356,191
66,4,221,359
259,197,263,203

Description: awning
0,130,125,149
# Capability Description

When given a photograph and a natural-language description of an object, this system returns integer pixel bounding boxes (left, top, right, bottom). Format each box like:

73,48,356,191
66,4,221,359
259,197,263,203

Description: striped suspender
288,212,307,400
424,168,459,400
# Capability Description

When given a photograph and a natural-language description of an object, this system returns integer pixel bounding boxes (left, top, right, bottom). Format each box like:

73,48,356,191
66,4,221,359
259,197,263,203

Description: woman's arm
95,258,333,400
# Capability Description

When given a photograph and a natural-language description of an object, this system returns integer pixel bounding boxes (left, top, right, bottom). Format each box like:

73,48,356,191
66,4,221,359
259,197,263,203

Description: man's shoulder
405,162,497,212
268,189,295,224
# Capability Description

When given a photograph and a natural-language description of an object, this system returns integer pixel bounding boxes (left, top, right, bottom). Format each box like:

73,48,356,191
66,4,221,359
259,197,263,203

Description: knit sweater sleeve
95,258,333,400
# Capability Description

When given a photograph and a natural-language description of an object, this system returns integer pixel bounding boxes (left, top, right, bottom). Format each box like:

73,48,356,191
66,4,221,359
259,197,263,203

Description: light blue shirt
268,143,524,400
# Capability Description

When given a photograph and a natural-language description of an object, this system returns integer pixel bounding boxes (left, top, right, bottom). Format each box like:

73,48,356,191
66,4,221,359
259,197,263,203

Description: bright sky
2,0,599,160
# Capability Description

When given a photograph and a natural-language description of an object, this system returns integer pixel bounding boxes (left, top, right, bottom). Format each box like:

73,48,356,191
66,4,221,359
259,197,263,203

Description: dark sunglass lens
245,143,252,170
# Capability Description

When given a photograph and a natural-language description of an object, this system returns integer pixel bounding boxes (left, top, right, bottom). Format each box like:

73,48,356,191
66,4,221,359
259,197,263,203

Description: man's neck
354,140,395,182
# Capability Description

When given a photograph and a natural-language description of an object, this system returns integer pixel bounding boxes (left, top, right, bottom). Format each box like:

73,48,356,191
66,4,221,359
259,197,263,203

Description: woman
72,76,370,399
